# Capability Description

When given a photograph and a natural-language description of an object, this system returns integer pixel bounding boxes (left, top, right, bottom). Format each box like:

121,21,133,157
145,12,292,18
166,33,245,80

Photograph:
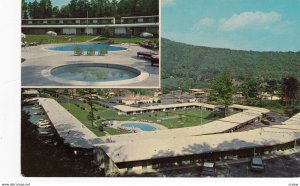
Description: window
142,161,148,170
127,163,133,171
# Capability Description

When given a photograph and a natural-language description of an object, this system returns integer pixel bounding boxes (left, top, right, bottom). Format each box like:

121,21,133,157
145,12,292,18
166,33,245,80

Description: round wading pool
50,63,140,82
48,43,126,52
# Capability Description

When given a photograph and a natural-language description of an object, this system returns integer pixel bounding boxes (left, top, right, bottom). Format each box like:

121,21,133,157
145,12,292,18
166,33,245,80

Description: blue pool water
51,64,139,82
121,123,157,131
48,43,126,52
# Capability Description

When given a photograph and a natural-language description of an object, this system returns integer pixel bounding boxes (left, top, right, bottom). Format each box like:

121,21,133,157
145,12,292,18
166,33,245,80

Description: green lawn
59,98,227,136
23,34,159,45
93,36,159,44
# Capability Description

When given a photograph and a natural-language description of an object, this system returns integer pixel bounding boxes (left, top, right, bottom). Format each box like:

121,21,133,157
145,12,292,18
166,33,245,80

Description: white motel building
21,15,159,36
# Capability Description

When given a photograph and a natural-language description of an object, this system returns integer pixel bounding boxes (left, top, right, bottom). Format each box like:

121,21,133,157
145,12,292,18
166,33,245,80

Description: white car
38,124,52,128
37,120,50,125
201,162,216,177
250,156,264,171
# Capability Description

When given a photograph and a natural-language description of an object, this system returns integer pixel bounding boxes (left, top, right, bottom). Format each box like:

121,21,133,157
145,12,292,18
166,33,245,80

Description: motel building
93,112,300,176
21,15,159,36
35,97,300,176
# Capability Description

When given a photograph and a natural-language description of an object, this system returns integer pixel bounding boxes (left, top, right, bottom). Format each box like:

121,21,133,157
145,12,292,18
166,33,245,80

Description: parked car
250,156,264,171
201,162,216,177
267,116,275,122
261,119,270,125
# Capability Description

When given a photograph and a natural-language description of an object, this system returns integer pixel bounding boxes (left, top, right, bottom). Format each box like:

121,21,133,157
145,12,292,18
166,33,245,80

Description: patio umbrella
140,32,153,38
46,31,57,36
21,32,26,39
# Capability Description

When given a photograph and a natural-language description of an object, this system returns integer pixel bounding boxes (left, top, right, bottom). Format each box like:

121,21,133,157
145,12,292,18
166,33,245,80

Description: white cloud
192,17,215,30
162,0,176,7
199,17,216,26
219,11,282,31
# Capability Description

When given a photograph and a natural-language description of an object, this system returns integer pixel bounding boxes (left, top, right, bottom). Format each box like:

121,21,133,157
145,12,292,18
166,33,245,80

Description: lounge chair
151,55,159,67
137,51,158,59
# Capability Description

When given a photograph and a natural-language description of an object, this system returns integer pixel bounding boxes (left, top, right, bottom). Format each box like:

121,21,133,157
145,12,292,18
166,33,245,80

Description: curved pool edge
112,121,168,133
41,63,149,86
43,43,129,53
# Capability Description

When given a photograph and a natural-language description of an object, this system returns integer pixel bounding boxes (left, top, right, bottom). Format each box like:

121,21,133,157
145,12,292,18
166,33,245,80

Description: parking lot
137,150,300,177
217,151,300,177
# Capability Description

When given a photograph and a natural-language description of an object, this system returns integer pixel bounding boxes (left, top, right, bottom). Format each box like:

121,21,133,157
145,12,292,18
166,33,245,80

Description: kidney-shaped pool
48,43,126,52
121,122,157,132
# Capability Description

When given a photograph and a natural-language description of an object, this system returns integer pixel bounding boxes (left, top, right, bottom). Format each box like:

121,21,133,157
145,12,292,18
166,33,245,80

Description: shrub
74,47,83,56
99,47,108,56
87,47,95,56
98,125,104,132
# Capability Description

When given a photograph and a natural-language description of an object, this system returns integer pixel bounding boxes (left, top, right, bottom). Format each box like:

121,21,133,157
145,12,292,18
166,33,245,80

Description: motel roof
121,15,159,19
97,113,300,163
38,98,102,149
113,102,269,114
143,103,215,110
39,98,273,152
38,98,300,164
113,103,217,113
230,104,269,113
96,110,263,145
23,17,115,20
23,89,39,95
113,105,147,112
21,23,159,28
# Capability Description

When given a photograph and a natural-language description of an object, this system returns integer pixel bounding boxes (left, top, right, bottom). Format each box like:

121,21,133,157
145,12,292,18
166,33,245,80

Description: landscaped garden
23,34,159,45
59,97,228,137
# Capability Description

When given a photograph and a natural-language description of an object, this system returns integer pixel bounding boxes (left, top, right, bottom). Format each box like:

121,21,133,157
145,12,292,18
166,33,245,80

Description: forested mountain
161,38,300,90
22,0,159,19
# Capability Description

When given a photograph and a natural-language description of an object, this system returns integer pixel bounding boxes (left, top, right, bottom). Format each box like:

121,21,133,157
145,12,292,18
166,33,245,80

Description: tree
24,0,158,19
22,0,29,19
86,89,96,128
281,77,299,105
39,0,53,18
52,6,60,18
29,0,41,18
241,78,262,105
265,79,279,100
208,71,234,116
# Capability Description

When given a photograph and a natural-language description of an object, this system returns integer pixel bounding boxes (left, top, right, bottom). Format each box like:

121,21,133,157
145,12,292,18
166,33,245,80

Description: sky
25,0,70,7
162,0,300,51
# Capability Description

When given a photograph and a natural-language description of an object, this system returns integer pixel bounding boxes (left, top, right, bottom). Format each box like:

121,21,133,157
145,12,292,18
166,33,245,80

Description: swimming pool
48,43,126,52
121,122,157,131
50,63,140,82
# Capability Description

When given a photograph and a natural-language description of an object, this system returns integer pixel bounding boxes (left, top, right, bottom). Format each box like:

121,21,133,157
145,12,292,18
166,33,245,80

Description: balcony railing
22,20,115,25
121,18,159,24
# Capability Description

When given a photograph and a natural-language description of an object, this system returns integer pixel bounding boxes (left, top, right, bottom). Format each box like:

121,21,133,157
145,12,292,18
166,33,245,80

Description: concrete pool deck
21,43,159,87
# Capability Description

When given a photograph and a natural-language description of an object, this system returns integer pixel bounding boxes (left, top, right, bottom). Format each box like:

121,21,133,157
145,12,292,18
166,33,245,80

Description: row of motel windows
24,19,114,24
118,140,300,172
23,17,158,25
121,18,158,23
